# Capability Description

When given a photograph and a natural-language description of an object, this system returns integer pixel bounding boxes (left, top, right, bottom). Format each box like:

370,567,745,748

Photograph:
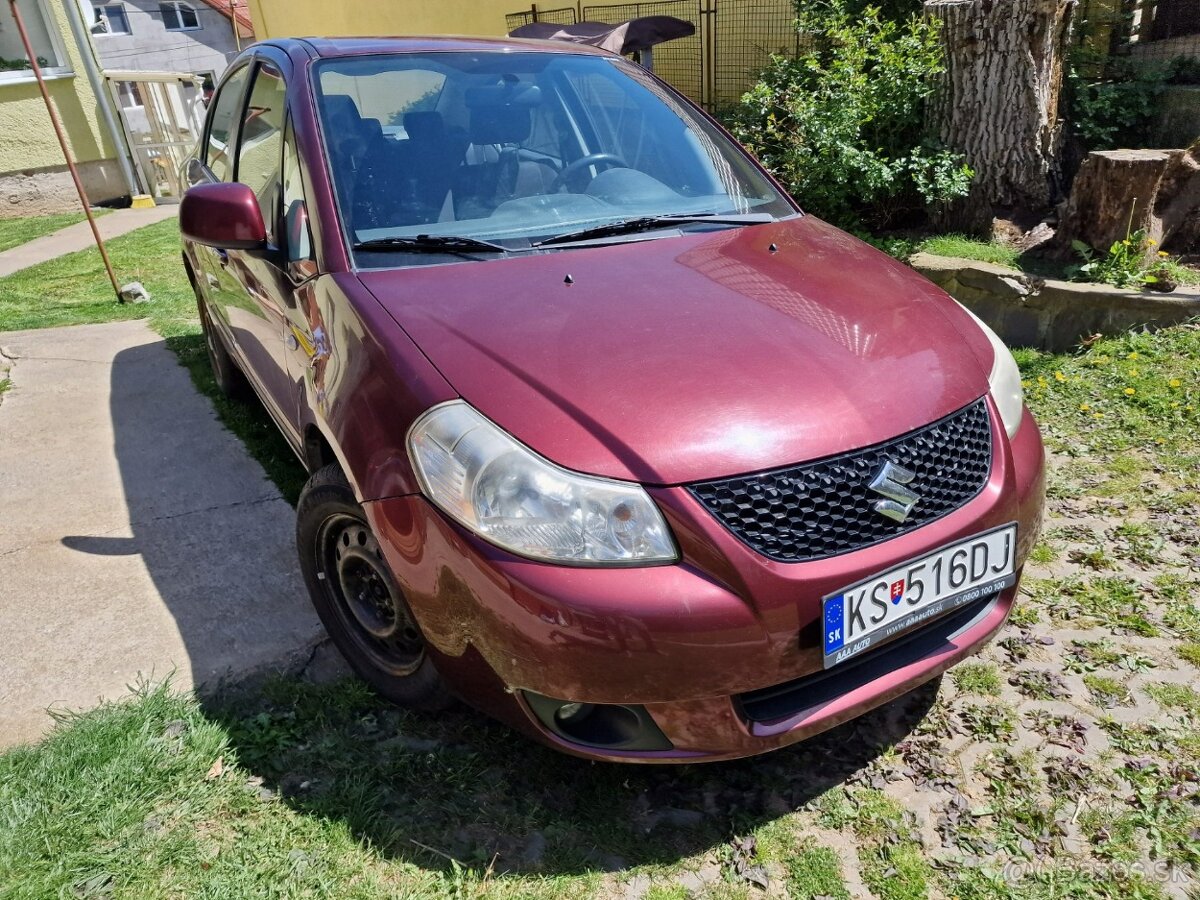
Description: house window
94,4,131,35
159,1,200,31
0,0,70,84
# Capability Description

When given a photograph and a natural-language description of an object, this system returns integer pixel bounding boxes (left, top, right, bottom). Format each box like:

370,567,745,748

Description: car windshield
313,51,794,265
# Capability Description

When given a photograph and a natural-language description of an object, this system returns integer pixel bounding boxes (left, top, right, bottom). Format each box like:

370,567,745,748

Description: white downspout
60,0,142,197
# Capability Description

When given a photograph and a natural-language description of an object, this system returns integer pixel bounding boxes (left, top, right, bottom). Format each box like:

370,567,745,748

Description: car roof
270,35,614,59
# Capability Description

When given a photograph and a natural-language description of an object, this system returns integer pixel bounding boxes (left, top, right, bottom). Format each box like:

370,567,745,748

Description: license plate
821,523,1017,669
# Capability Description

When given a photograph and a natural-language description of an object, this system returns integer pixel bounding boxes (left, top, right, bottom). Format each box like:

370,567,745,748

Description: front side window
313,52,794,267
236,62,286,242
94,4,131,34
205,64,249,181
160,1,199,30
0,0,68,83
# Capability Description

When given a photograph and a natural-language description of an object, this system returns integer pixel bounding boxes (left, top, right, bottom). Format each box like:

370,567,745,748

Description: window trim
159,0,200,31
235,59,287,247
0,0,74,85
94,3,131,35
201,61,252,181
281,116,317,280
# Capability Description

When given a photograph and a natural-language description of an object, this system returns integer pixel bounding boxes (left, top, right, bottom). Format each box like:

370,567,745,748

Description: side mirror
180,181,267,250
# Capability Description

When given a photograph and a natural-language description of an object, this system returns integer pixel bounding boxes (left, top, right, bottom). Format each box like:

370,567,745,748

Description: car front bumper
363,403,1045,762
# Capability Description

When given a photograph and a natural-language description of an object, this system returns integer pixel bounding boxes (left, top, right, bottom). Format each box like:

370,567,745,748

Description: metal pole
229,0,241,51
8,0,121,301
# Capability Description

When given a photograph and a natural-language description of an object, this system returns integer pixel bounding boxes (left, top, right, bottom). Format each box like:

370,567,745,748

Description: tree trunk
1055,147,1200,256
925,0,1076,233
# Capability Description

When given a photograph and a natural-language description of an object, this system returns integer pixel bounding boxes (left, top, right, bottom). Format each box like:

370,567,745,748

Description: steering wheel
550,153,629,193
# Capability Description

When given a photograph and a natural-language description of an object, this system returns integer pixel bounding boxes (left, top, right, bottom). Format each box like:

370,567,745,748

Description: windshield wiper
353,234,508,255
531,213,774,248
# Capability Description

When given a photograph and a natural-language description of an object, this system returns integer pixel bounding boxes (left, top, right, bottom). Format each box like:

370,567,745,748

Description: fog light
555,702,593,723
523,692,673,751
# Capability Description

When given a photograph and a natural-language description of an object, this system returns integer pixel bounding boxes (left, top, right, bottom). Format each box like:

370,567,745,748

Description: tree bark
925,0,1076,233
1055,147,1200,256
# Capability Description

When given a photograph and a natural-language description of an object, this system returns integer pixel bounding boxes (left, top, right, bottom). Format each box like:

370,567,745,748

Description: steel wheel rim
315,513,425,676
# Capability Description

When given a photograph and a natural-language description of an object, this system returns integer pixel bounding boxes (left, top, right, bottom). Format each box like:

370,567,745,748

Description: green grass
0,216,192,334
917,234,1022,268
1178,643,1200,667
783,840,850,899
906,232,1200,287
952,661,1002,696
1145,682,1200,717
0,210,110,254
0,218,308,502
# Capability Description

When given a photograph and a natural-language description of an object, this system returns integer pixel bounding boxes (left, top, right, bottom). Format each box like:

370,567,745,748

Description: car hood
360,216,992,485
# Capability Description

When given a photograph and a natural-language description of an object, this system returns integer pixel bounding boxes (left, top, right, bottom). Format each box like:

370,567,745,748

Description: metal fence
504,0,797,109
711,0,800,107
583,0,704,103
505,6,579,29
1145,0,1200,41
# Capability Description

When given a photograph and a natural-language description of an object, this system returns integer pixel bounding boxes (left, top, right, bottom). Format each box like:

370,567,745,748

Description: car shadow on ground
61,337,321,712
203,672,941,878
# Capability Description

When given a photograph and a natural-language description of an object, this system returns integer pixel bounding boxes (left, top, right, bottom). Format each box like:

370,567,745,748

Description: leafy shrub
727,0,972,229
1067,55,1168,150
1070,231,1158,288
1167,55,1200,86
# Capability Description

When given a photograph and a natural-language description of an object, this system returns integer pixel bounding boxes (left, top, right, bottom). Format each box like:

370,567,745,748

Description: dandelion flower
1054,371,1066,382
1079,403,1090,411
1169,379,1182,388
1093,412,1105,418
1158,251,1170,259
1124,387,1136,396
1127,352,1139,360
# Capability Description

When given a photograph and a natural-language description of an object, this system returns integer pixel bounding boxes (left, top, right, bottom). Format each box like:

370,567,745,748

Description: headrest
404,111,444,142
323,94,363,125
470,106,531,145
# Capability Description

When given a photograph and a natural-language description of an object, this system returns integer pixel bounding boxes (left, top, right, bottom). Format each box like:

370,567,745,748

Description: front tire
296,464,452,710
196,297,248,400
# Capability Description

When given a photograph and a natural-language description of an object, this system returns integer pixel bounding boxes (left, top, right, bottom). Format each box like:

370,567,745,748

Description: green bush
727,0,972,229
1067,54,1168,150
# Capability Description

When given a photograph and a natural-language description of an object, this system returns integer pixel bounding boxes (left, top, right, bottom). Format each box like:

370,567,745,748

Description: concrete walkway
0,206,179,278
0,321,324,747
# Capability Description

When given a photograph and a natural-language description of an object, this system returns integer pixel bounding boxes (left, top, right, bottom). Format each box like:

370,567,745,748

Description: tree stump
1054,147,1200,256
924,0,1077,234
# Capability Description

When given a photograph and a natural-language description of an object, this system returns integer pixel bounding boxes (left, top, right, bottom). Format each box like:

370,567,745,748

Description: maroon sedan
179,36,1044,762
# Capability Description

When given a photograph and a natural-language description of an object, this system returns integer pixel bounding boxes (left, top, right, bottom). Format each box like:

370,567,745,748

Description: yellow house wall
0,0,116,175
245,0,520,40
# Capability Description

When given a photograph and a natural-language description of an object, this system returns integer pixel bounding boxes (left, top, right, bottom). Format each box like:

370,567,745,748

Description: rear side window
236,62,287,237
205,65,249,181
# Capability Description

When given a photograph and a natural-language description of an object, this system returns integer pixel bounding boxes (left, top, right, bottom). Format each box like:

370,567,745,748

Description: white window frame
94,3,131,35
0,0,74,86
159,0,200,31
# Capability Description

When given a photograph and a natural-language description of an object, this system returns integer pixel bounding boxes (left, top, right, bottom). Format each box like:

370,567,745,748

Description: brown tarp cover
507,16,696,55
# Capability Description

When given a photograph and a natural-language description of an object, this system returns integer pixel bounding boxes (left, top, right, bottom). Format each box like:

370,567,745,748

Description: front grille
688,399,993,562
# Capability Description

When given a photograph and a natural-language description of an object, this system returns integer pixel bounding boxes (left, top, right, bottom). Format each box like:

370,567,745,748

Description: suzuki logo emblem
868,460,920,523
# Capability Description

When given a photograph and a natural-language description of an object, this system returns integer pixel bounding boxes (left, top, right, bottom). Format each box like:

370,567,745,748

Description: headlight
957,303,1024,438
407,401,678,566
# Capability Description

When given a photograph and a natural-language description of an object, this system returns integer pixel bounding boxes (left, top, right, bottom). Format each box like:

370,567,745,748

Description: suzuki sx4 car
179,36,1045,762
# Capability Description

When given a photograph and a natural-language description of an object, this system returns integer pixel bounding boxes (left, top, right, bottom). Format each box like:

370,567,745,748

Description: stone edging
911,252,1200,352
